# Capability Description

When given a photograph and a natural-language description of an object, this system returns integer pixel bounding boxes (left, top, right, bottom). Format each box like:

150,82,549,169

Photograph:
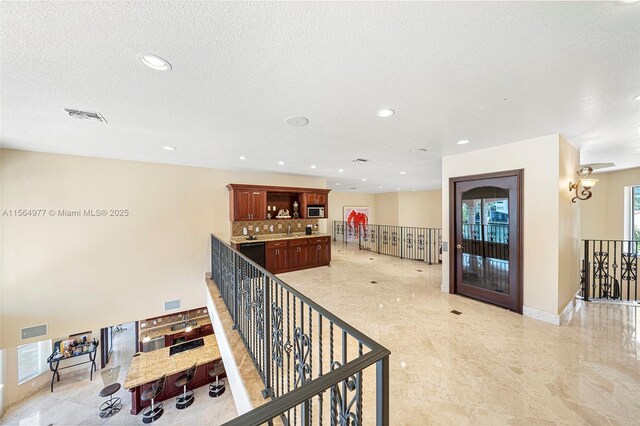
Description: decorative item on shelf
267,212,271,219
293,201,300,218
276,209,291,219
569,166,598,203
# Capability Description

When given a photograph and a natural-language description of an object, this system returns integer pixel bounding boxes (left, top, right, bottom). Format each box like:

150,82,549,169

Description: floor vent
21,324,48,340
370,258,374,260
450,310,462,315
370,280,378,284
417,269,423,272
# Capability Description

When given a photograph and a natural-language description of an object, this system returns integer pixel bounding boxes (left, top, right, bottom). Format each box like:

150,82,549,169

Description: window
633,186,640,241
17,340,51,384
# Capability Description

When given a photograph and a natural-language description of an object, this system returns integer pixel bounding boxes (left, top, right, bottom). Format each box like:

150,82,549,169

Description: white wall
442,134,580,324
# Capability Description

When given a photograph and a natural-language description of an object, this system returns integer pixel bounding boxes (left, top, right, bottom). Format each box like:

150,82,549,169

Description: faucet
287,224,292,235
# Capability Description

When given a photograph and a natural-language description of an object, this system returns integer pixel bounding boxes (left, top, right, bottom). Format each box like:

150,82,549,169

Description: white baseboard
523,305,560,326
559,298,576,326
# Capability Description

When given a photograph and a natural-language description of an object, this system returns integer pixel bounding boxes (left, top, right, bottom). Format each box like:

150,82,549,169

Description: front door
451,170,522,312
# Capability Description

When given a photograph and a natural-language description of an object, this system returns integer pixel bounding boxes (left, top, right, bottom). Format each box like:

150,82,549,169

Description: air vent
21,324,48,340
164,299,181,311
410,148,428,153
63,108,108,123
349,187,357,190
351,158,368,163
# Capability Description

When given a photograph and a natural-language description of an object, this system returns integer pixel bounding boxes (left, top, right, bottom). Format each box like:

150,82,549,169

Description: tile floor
276,242,640,425
0,323,237,425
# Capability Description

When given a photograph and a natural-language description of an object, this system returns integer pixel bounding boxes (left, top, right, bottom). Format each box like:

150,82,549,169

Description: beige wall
558,136,581,312
1,149,326,350
329,190,442,229
580,167,640,240
375,192,398,225
328,192,377,224
442,134,580,322
397,190,442,228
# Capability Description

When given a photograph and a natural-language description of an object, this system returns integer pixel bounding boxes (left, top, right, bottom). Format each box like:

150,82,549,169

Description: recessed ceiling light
310,165,317,169
635,95,640,101
285,116,309,127
400,171,406,175
140,54,172,71
457,139,470,145
163,146,176,151
377,109,395,118
396,187,400,191
379,186,383,189
278,161,284,165
336,183,341,186
338,169,344,172
412,189,416,192
361,178,367,182
239,155,246,160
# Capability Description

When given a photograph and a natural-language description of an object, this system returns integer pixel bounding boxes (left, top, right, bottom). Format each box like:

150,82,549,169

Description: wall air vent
164,299,181,311
351,158,369,163
63,108,108,123
21,324,48,340
349,187,357,190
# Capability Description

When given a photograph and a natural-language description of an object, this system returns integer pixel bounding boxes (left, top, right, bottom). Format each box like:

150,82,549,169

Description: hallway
278,243,640,425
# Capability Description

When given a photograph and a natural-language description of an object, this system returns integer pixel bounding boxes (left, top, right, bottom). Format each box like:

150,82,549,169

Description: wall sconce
569,166,598,203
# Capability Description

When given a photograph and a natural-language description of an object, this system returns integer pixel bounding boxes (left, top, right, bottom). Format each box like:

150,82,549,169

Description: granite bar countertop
124,334,221,389
139,315,211,341
229,232,331,245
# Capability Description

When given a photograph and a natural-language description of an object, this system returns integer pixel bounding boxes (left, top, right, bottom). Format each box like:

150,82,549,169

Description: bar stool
98,366,122,418
141,375,165,424
175,363,197,409
208,360,226,398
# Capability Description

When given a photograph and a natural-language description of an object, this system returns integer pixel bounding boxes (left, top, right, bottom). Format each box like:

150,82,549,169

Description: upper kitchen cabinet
305,192,327,206
228,188,266,221
227,184,330,220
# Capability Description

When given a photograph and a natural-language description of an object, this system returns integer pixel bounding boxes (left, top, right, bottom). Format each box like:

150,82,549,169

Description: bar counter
124,334,223,414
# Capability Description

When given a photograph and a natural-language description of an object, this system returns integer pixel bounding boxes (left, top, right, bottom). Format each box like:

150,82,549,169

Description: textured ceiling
1,1,639,192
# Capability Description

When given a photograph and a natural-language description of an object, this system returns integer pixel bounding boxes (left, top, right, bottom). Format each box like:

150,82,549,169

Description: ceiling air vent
351,158,368,164
349,187,357,190
164,299,181,311
63,108,108,123
21,324,48,340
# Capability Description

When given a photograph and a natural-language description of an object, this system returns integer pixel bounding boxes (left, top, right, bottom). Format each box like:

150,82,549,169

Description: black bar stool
98,366,122,418
141,375,165,424
175,363,197,409
208,360,226,397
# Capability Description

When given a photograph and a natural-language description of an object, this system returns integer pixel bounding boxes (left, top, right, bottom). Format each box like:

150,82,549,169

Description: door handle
456,244,463,249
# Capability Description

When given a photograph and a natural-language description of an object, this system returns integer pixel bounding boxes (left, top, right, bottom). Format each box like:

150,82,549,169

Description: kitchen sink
171,320,198,331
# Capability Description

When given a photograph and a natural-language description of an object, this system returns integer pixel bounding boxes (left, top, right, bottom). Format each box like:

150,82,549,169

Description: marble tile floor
276,242,640,425
1,323,237,426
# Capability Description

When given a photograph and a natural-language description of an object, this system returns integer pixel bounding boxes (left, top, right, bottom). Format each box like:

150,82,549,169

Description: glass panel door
454,174,521,312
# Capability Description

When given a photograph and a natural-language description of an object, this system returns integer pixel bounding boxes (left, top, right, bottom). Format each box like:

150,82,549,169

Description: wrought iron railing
211,234,390,426
581,239,639,302
461,223,509,261
333,220,442,264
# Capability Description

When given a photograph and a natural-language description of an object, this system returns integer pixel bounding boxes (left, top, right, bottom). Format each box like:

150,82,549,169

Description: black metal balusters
581,239,639,303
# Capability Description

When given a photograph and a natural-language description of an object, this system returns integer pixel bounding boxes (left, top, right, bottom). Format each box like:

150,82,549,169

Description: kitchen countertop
229,232,331,245
124,334,221,389
139,315,211,341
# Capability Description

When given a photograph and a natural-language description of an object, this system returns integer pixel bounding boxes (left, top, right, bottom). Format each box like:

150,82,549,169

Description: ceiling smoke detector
351,158,369,164
285,116,309,127
63,108,107,123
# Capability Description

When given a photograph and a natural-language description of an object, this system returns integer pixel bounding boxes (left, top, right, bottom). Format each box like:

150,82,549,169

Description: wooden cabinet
308,237,331,266
230,189,266,221
305,192,327,205
266,241,288,272
199,323,214,337
288,239,308,269
227,184,329,221
265,237,330,274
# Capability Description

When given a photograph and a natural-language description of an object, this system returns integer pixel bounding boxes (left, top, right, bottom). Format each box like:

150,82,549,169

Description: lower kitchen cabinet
266,237,330,274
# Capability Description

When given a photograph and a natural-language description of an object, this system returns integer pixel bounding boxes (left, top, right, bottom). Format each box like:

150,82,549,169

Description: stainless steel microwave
307,206,325,218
